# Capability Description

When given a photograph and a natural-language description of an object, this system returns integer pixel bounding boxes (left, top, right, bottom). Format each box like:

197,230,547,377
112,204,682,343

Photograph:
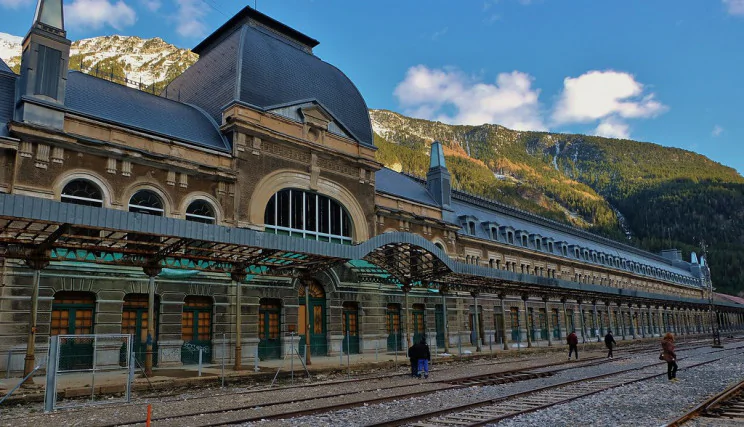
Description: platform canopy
0,193,738,310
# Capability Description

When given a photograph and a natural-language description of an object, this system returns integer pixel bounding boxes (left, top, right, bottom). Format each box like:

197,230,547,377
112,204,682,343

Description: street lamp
703,255,722,348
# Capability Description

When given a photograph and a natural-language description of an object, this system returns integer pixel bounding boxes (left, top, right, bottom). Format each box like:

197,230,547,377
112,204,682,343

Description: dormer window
459,215,478,236
508,232,514,244
483,222,499,241
574,248,580,258
535,239,542,251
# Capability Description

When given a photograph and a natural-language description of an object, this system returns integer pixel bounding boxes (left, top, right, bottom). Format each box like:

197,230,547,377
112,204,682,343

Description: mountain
371,109,744,296
1,34,197,92
0,32,22,65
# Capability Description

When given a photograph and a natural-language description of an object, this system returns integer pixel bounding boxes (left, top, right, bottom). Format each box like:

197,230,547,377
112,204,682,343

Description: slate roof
65,71,229,152
0,58,12,74
376,168,700,283
375,168,438,207
0,59,16,138
165,21,374,148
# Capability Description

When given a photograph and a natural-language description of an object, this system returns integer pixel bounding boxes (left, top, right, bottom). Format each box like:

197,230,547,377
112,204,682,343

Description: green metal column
522,294,532,348
472,291,481,352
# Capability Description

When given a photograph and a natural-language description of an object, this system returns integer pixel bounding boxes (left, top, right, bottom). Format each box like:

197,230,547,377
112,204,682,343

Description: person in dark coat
567,330,579,360
604,330,617,359
662,332,678,382
412,338,431,378
407,344,417,377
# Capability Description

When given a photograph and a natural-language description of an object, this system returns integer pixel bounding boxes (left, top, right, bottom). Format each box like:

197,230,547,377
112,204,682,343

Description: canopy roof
0,193,738,310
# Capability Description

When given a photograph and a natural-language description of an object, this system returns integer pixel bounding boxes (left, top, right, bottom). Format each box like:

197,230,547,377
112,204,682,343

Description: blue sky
1,0,743,174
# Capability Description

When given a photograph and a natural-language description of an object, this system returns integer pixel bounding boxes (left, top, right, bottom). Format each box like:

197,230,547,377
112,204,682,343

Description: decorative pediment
300,105,333,130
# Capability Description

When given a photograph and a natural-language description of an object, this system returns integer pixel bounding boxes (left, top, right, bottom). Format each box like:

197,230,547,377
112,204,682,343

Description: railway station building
0,1,742,376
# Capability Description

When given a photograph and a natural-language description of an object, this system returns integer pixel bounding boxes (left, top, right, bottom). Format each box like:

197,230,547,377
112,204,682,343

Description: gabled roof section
375,168,438,208
65,71,229,152
165,13,374,148
267,100,354,141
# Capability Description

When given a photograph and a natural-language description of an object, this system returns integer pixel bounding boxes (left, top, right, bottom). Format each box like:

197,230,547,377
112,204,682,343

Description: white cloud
0,0,32,8
723,0,744,16
483,14,501,25
143,0,161,12
552,70,667,125
712,125,724,137
594,117,630,139
175,0,210,38
394,65,546,131
65,0,136,31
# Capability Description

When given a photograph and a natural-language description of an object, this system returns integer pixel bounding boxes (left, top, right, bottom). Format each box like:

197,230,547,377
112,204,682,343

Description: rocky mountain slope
0,33,196,91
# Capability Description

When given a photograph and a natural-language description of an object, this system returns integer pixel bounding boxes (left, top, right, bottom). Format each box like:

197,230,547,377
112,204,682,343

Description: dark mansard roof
64,71,229,151
164,7,374,148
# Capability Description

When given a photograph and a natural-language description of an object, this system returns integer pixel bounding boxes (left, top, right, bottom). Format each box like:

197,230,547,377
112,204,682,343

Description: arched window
264,189,352,244
434,242,445,252
129,190,164,216
185,200,216,224
61,179,103,207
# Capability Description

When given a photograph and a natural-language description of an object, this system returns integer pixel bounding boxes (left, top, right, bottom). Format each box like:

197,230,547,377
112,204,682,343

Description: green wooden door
510,308,520,342
298,281,327,357
51,292,95,371
434,305,445,349
552,309,561,339
342,304,359,354
386,304,402,351
412,304,426,344
258,300,282,360
122,294,158,367
181,297,212,365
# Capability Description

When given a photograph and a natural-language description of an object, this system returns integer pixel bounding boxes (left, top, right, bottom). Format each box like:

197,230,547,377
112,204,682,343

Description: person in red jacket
662,332,678,382
567,330,579,360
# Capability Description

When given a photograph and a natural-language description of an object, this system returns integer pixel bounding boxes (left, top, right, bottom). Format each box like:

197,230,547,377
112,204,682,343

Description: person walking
662,332,678,382
604,330,617,359
412,338,431,379
407,343,417,377
567,330,579,360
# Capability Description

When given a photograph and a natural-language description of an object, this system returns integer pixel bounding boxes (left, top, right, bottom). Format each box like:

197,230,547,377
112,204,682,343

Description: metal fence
44,334,134,412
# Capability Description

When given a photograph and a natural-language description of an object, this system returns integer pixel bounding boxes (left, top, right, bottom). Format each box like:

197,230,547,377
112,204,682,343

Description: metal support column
628,304,635,339
522,295,532,348
441,287,450,354
472,291,481,352
231,268,247,371
543,297,552,347
499,294,509,351
143,266,161,377
403,283,412,348
578,300,586,343
23,267,45,383
592,301,599,341
304,281,312,365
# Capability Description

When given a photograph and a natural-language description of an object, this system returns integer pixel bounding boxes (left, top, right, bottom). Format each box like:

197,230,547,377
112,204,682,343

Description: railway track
122,343,744,427
1,337,733,427
374,348,744,427
667,377,744,426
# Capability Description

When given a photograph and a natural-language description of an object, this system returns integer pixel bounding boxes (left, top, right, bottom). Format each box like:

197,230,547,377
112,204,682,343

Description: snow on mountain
0,32,22,65
0,33,197,89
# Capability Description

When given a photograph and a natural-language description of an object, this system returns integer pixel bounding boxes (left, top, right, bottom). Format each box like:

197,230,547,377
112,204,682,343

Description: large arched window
185,200,216,224
264,189,352,244
129,190,164,216
61,179,103,207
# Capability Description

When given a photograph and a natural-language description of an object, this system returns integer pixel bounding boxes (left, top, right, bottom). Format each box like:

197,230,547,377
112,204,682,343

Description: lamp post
701,243,722,348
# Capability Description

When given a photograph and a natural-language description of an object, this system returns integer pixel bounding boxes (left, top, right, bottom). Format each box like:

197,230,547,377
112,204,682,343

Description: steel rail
666,377,744,426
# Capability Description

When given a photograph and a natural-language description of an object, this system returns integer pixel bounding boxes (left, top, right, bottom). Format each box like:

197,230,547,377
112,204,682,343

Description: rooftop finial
33,0,64,32
429,141,446,169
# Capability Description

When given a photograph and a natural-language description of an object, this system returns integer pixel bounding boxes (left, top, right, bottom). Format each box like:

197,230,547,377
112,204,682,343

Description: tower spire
33,0,65,35
426,141,451,209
